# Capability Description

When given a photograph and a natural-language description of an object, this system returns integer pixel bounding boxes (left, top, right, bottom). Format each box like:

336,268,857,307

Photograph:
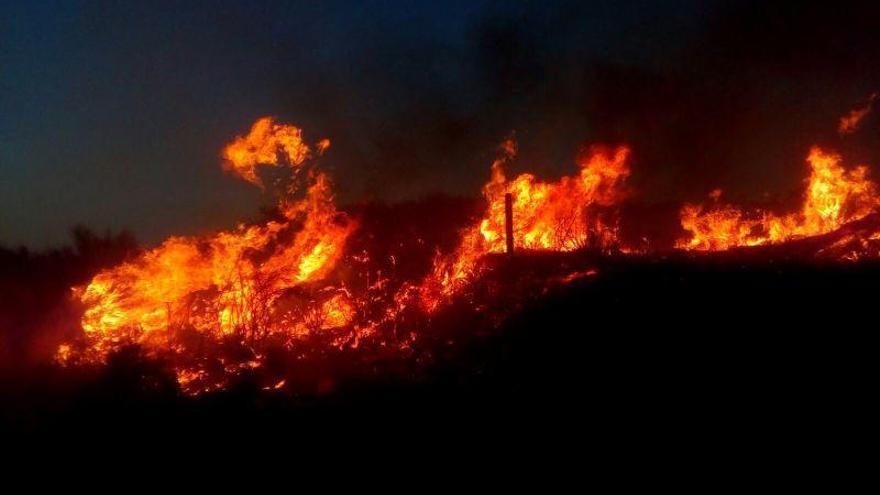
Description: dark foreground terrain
1,250,875,465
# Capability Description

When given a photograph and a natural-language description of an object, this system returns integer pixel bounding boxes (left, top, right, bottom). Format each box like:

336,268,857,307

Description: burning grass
678,147,880,251
4,250,876,439
51,118,635,394
12,99,880,398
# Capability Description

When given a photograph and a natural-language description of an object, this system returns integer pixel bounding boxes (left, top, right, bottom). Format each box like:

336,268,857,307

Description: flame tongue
57,95,880,393
68,119,356,385
222,116,327,188
64,111,880,395
70,128,631,378
422,141,630,307
678,147,880,251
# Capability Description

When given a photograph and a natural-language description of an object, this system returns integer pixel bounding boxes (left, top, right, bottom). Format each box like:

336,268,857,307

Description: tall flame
61,110,880,395
63,119,356,387
678,147,879,251
423,141,630,306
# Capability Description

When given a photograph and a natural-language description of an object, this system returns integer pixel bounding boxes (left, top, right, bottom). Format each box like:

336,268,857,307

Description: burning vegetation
59,118,358,393
36,95,880,396
423,140,630,308
53,117,637,394
839,92,878,135
677,147,880,252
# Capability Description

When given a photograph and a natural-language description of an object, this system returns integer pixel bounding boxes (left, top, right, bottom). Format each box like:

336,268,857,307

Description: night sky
3,0,880,247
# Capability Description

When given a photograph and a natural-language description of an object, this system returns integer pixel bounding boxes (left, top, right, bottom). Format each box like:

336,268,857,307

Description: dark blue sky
2,0,879,247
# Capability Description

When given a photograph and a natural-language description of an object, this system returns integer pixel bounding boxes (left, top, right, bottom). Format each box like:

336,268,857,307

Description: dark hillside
2,250,872,452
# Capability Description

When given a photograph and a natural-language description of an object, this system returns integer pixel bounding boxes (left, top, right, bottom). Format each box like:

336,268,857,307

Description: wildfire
58,111,880,397
678,147,880,251
60,118,356,391
423,141,629,306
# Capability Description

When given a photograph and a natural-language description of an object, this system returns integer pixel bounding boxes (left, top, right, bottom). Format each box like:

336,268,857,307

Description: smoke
4,0,880,247
268,0,880,207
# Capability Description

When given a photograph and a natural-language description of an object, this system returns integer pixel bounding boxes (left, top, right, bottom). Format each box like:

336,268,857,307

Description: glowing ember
839,93,877,135
818,229,880,261
678,147,880,251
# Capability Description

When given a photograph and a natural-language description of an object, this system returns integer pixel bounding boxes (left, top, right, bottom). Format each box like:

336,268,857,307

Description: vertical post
504,192,514,255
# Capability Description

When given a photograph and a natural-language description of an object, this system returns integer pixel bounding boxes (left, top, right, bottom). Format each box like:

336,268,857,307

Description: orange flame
423,141,630,307
222,116,326,188
63,120,356,390
678,147,879,251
